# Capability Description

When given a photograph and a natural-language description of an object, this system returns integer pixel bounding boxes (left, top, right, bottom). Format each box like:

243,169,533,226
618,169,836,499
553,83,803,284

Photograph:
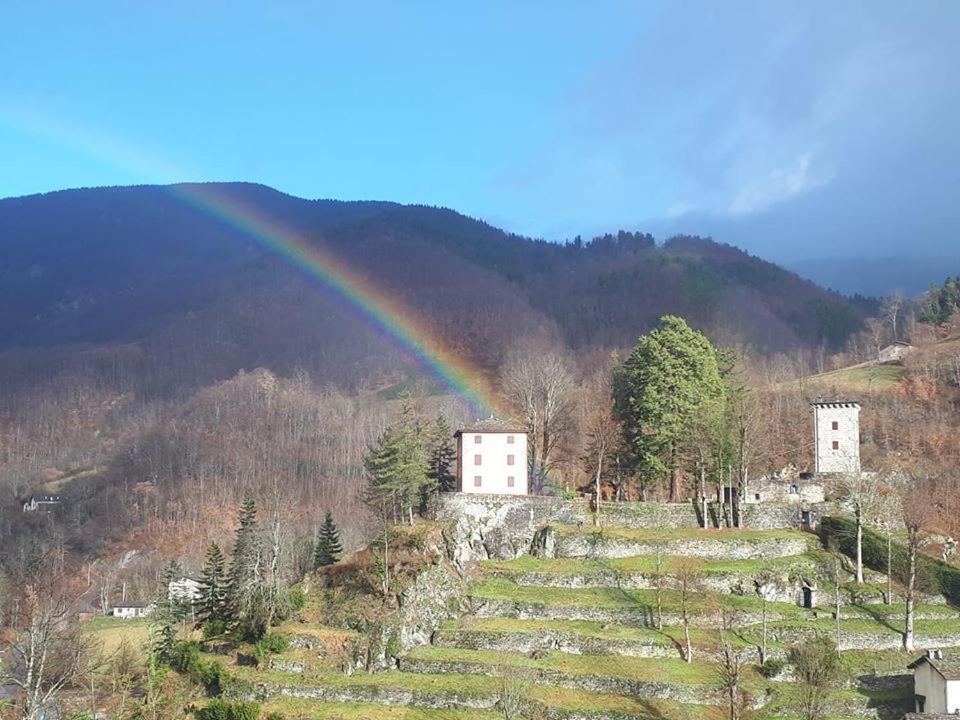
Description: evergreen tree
364,404,430,525
196,542,229,627
424,414,456,493
151,559,183,665
314,509,343,568
613,315,726,502
228,491,263,634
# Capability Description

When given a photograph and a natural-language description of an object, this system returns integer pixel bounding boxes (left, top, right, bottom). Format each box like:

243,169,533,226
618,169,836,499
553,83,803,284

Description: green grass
405,645,763,688
83,616,151,654
262,697,500,720
797,361,906,392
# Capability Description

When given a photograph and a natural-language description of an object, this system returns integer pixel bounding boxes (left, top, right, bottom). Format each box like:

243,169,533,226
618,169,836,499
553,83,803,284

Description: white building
813,401,861,474
22,494,61,513
455,420,528,495
110,602,153,619
168,577,202,604
908,650,960,714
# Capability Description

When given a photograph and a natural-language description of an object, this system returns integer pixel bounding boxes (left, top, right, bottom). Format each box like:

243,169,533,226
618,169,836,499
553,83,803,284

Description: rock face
430,494,590,566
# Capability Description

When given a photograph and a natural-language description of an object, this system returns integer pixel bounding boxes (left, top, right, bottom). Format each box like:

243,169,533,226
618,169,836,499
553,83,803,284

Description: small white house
812,401,861,475
110,602,153,619
22,494,61,513
168,577,202,604
879,341,916,364
455,420,528,496
908,650,960,714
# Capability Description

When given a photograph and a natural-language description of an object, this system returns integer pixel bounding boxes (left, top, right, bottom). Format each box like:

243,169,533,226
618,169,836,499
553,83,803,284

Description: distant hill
0,182,869,394
789,256,960,297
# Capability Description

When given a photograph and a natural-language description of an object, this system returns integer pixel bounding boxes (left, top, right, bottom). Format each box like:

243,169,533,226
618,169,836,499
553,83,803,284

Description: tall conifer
314,510,343,568
196,542,229,627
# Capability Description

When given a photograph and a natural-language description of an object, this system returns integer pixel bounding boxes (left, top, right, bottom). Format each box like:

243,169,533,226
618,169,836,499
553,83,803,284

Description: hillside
0,183,867,396
102,497,960,720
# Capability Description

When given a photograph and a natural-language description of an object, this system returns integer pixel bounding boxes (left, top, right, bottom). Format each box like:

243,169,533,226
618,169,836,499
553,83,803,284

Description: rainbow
0,109,504,416
168,182,504,417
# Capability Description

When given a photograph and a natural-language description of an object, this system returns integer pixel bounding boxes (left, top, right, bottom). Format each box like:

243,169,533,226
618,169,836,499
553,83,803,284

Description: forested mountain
0,183,865,397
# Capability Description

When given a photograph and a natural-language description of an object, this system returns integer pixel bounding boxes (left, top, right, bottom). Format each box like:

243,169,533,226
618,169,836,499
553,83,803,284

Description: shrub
287,587,306,612
820,516,958,603
171,640,202,674
760,658,786,678
196,700,260,720
202,620,229,640
258,633,289,654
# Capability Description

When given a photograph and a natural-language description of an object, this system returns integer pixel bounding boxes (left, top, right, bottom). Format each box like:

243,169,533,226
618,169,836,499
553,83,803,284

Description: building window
755,493,761,500
789,484,799,495
473,475,481,487
507,435,515,444
507,454,515,466
832,441,839,450
474,435,482,444
831,421,839,430
507,476,515,488
474,454,482,466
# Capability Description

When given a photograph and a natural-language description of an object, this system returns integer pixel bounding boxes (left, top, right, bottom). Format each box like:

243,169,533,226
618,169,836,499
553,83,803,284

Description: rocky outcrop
430,494,590,566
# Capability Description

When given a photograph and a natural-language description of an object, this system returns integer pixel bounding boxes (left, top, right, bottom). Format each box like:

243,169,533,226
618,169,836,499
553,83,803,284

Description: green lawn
480,552,819,577
552,525,807,542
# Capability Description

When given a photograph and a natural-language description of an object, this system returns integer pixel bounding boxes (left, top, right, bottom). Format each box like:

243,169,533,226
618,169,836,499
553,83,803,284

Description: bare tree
673,557,704,663
502,347,576,489
901,479,935,652
865,318,885,361
754,570,777,665
840,470,883,584
2,580,98,720
716,609,746,720
881,291,905,341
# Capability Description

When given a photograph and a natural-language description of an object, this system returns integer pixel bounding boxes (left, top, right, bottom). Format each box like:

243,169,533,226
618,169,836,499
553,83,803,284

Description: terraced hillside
212,508,960,720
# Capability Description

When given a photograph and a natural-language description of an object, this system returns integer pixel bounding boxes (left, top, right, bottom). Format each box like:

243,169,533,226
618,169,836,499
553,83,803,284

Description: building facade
455,421,528,496
813,401,861,474
909,651,960,714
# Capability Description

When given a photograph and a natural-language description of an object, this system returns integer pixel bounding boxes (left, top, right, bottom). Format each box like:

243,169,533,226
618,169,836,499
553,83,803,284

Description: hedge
197,700,260,720
820,516,960,605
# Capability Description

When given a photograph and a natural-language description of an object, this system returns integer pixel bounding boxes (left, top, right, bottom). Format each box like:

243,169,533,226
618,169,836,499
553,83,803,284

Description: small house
22,494,61,513
454,420,528,496
879,341,916,364
908,649,960,714
110,602,153,619
168,577,202,604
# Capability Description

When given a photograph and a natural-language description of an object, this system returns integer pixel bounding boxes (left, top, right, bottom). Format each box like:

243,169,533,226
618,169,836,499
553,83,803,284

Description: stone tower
812,401,861,474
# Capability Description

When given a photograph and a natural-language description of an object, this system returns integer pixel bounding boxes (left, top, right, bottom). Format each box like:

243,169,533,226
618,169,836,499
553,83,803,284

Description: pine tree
425,415,456,493
613,315,726,502
227,491,263,636
314,510,343,568
196,542,229,628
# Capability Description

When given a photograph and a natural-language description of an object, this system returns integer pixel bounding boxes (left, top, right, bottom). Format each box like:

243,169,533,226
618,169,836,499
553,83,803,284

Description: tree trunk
904,542,916,652
760,600,767,665
594,445,604,527
886,530,893,604
855,509,864,584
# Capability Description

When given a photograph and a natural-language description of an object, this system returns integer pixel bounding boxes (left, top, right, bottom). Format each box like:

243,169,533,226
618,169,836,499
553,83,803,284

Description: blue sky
2,1,958,268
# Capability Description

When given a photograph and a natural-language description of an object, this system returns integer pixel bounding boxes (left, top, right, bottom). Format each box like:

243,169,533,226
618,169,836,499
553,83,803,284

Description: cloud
728,152,834,216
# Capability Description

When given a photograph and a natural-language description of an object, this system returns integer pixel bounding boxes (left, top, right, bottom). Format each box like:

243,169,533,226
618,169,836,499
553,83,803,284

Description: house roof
455,418,527,434
908,653,960,680
112,602,149,609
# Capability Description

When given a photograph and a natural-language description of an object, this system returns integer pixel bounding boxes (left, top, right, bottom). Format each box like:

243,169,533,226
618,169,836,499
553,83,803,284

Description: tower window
474,435,482,444
507,435,515,444
507,454,515,466
507,476,515,488
474,454,482,466
832,441,839,450
832,421,839,430
473,475,481,487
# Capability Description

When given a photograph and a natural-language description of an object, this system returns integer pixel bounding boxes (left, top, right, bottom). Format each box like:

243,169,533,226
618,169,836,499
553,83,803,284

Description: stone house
908,649,960,714
879,341,916,363
813,400,861,475
455,420,528,496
